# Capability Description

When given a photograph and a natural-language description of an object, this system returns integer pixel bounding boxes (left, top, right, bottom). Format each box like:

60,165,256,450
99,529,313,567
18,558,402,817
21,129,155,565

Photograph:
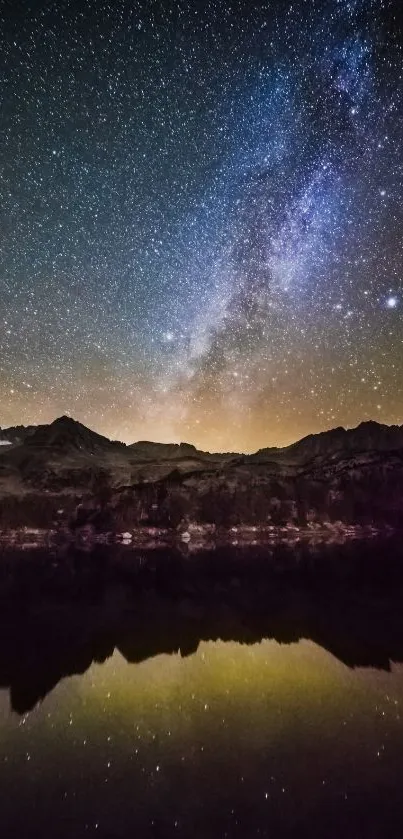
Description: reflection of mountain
1,540,403,713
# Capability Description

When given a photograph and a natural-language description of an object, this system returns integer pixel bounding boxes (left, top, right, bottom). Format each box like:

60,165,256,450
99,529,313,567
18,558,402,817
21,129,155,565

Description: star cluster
1,0,403,450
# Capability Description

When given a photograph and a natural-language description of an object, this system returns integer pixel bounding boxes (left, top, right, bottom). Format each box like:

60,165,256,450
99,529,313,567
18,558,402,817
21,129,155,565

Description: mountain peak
53,414,77,424
26,415,122,453
51,415,81,429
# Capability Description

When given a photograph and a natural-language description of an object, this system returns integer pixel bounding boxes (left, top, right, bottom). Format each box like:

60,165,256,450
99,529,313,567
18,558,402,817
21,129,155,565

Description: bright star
386,296,398,308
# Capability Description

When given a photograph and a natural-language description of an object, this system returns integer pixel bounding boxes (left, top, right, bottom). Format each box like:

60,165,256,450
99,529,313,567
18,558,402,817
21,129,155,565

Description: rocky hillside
250,421,403,465
0,424,38,446
0,416,402,531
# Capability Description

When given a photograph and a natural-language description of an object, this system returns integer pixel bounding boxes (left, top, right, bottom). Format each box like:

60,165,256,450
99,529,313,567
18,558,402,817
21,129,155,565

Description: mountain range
0,415,402,532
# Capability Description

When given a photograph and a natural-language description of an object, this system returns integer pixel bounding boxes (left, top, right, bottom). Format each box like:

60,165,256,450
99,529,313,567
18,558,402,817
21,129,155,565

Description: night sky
1,0,403,451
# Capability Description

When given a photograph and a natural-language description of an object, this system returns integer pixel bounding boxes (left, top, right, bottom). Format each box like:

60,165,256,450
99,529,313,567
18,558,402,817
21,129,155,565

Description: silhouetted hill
0,416,402,531
0,424,38,445
25,415,124,454
251,421,403,464
130,440,201,460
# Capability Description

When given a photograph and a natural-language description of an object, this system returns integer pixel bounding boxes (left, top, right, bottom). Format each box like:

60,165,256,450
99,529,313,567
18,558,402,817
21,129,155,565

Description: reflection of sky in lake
1,638,403,837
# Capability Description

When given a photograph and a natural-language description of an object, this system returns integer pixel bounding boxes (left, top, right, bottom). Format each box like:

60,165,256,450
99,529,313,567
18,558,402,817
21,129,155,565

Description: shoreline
0,522,388,550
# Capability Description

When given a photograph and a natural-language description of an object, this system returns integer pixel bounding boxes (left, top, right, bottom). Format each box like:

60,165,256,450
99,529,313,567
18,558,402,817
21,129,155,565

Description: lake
0,538,403,837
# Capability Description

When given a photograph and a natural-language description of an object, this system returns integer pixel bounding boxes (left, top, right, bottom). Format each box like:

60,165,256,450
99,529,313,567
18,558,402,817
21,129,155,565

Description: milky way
1,0,403,450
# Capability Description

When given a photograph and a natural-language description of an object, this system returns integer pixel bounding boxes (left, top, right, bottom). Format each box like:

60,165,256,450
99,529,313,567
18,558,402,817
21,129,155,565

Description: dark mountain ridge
0,416,402,532
0,424,38,445
251,420,403,464
129,440,202,461
2,415,403,460
24,415,125,454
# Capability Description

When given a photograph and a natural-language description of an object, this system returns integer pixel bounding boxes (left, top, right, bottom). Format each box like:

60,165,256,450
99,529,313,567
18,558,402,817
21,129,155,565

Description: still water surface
0,541,403,837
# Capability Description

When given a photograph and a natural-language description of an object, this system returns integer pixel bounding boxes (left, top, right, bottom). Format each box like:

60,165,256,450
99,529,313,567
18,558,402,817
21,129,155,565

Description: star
0,0,402,451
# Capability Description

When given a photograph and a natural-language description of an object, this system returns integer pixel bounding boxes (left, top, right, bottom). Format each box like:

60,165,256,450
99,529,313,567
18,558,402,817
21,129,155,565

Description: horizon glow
1,0,403,451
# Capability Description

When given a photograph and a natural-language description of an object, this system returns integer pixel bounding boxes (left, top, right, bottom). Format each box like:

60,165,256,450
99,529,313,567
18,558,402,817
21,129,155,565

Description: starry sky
1,0,403,451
